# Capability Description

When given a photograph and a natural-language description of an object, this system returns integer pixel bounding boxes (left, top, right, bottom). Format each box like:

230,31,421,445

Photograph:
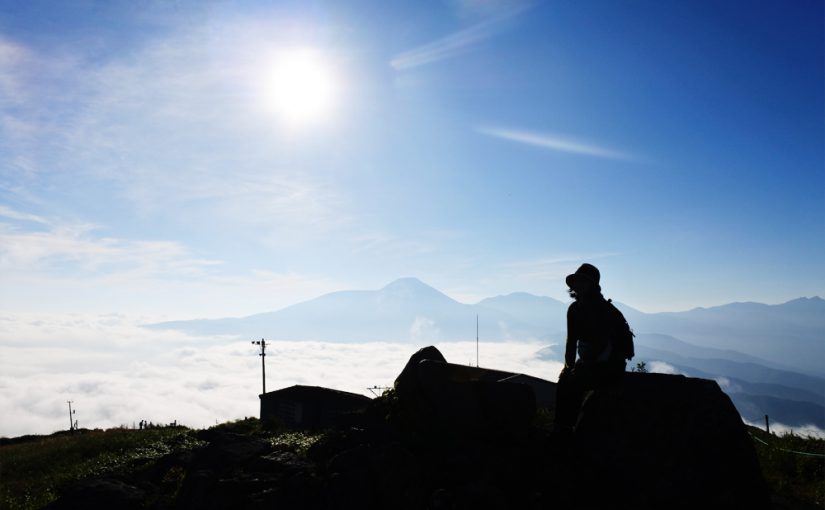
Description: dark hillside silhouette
44,345,770,509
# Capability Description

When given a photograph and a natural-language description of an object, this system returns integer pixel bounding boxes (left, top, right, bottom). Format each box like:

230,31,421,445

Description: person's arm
564,305,577,369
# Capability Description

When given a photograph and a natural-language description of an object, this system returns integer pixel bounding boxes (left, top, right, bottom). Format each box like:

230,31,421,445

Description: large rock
393,345,447,402
393,346,536,442
573,372,770,509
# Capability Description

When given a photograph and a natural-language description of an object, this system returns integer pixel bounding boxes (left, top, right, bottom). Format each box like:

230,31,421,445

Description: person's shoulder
567,301,579,315
604,299,629,321
603,298,621,312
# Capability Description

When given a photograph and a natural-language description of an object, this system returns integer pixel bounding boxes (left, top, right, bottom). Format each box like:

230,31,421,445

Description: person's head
566,263,601,299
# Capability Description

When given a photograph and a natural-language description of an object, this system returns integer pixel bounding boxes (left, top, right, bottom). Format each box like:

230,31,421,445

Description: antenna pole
252,339,267,394
66,401,74,431
476,314,479,367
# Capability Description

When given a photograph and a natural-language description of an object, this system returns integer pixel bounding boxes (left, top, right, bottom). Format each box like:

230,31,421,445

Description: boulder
393,346,536,442
573,372,770,509
393,345,447,401
45,478,146,510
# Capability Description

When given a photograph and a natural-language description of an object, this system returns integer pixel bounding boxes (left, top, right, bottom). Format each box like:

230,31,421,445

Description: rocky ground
45,347,773,510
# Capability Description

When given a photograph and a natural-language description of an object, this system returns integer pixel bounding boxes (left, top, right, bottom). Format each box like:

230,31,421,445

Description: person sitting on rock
554,263,634,431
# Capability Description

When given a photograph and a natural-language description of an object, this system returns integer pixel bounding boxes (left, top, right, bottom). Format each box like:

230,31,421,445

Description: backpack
604,299,635,361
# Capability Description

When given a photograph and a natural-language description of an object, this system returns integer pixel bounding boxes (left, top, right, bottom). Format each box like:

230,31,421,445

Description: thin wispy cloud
476,126,635,161
449,0,531,20
0,210,347,317
351,232,438,257
0,205,48,224
390,5,528,70
0,216,220,278
0,37,31,106
502,252,622,280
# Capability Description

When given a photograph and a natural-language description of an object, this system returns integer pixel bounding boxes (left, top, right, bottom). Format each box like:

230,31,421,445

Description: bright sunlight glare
265,48,336,125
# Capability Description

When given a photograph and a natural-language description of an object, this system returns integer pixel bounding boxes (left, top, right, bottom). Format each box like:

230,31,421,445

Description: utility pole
252,339,267,394
66,401,75,431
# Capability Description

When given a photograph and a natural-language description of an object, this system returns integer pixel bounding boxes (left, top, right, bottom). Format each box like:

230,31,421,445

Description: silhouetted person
554,263,634,431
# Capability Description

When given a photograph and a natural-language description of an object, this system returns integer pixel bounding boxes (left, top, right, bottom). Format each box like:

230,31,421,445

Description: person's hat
565,263,600,288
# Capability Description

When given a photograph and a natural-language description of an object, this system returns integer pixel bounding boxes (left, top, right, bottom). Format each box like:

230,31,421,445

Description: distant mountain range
149,277,825,429
150,278,553,343
614,298,825,378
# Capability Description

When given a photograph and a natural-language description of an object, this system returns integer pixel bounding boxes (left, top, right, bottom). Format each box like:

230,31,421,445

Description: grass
748,425,825,508
209,416,322,455
269,430,323,455
0,419,324,510
0,426,203,510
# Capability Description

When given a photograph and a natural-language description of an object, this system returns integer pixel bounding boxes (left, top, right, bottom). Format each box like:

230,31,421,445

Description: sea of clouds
4,312,822,439
0,312,563,437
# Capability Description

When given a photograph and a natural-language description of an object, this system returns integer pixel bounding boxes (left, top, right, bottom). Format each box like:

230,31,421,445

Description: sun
265,48,336,125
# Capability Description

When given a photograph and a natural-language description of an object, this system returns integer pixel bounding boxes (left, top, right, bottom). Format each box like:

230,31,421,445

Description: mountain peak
780,296,825,309
496,291,538,300
381,277,432,291
378,278,454,303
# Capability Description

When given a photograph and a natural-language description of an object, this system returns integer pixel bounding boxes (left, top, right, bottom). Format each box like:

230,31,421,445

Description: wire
749,432,825,458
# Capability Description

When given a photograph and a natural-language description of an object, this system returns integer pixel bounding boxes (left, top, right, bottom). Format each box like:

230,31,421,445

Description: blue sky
1,0,823,316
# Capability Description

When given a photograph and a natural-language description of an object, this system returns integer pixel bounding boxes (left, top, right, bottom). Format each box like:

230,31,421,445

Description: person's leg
554,369,585,428
594,361,625,388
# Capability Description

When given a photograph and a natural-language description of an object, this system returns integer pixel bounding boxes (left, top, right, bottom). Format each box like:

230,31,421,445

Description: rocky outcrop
574,372,770,508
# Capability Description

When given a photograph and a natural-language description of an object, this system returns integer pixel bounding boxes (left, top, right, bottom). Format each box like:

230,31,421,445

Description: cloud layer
0,312,561,437
3,312,822,439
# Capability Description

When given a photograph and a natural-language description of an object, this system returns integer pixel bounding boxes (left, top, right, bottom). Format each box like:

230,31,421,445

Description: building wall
260,386,370,429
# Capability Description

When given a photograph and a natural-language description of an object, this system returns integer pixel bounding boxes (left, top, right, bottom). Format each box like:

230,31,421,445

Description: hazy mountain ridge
151,278,544,342
476,292,567,332
150,279,823,373
614,297,825,376
631,333,794,371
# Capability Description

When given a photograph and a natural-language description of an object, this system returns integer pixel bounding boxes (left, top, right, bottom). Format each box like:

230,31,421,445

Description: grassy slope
747,425,825,509
0,418,321,510
0,427,201,510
